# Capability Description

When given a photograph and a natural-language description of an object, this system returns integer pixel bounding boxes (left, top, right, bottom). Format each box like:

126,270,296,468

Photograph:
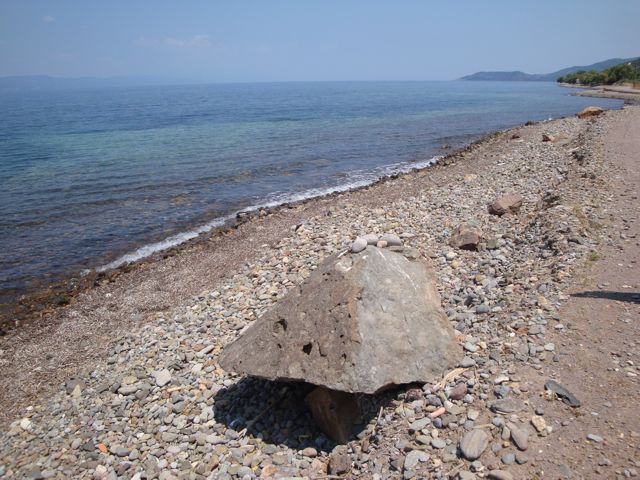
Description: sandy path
520,107,640,478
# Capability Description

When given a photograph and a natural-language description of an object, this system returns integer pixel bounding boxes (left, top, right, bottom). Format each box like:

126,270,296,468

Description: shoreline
0,130,495,332
0,89,626,331
95,154,446,273
0,116,537,403
0,102,637,477
560,83,640,104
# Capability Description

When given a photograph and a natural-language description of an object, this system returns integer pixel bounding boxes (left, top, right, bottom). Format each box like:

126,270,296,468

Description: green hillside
557,59,640,86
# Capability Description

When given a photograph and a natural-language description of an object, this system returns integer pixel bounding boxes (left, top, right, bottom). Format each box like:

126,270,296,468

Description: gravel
0,109,626,478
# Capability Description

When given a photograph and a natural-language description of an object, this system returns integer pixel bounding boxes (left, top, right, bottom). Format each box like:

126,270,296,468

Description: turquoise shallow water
0,81,622,304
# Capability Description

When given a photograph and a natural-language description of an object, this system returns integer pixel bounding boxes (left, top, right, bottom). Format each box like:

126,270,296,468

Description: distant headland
461,56,638,82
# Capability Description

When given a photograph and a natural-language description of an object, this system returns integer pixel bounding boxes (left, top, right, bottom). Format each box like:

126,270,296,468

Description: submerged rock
220,246,460,394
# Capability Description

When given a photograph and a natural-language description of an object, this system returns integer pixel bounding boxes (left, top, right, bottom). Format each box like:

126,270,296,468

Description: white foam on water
259,155,443,208
96,155,442,273
96,215,233,272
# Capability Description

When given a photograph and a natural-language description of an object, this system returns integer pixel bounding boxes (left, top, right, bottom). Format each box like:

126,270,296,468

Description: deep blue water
0,81,622,304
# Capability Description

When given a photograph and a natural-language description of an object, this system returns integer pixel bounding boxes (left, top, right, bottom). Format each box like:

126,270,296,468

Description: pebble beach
1,104,639,479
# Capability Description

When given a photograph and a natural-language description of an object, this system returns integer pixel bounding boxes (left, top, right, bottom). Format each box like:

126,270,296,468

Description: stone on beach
219,246,460,394
152,369,172,387
487,193,524,216
404,450,430,470
305,386,358,443
577,106,604,119
587,433,603,443
487,471,514,480
508,423,529,451
379,233,403,246
531,415,547,434
19,418,32,431
351,237,368,253
361,233,379,245
65,377,85,395
459,429,490,460
542,133,556,142
450,224,482,250
448,382,468,401
117,384,138,395
328,449,351,475
490,398,524,414
545,379,581,407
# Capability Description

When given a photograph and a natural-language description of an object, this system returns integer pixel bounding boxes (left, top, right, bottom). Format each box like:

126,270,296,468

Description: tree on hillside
557,61,639,86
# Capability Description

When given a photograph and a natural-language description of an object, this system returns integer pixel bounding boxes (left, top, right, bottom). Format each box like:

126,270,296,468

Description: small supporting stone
305,386,358,443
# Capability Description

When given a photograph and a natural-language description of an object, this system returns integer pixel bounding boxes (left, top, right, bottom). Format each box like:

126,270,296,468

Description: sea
0,81,623,307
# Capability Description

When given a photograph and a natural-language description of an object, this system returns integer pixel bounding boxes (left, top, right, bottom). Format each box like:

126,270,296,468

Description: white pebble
351,237,368,253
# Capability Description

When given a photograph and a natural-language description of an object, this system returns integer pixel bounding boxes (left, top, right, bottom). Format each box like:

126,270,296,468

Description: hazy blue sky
0,0,638,82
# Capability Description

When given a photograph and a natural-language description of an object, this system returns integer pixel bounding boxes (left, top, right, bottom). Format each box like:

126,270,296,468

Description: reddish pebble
430,406,446,418
449,382,467,401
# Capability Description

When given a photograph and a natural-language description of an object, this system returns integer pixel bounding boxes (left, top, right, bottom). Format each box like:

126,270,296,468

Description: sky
0,0,638,82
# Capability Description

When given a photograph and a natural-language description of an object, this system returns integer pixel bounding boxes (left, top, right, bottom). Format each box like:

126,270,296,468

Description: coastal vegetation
557,59,640,86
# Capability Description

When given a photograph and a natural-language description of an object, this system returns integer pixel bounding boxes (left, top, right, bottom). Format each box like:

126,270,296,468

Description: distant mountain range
461,57,639,82
2,58,638,90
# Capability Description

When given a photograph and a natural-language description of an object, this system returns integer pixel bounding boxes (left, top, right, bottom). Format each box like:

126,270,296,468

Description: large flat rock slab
220,246,460,394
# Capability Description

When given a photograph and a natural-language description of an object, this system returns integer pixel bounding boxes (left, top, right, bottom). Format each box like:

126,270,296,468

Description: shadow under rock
212,377,395,453
571,290,640,304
